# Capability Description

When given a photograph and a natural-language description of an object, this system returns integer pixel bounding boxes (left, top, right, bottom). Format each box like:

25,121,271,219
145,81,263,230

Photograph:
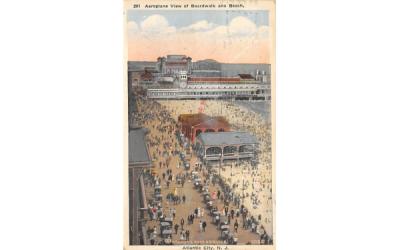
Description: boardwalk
133,96,272,245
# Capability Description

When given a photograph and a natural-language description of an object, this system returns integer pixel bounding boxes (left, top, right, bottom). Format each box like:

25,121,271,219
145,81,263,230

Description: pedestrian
185,230,190,241
234,220,239,233
202,221,207,232
191,214,195,223
180,231,185,240
180,218,185,230
199,220,203,232
174,224,179,234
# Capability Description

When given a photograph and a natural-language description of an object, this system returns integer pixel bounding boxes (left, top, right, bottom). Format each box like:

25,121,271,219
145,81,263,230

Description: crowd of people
159,99,274,235
132,96,273,244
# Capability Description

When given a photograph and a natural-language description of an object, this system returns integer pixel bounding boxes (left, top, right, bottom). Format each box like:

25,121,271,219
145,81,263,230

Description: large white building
136,55,271,101
146,74,270,101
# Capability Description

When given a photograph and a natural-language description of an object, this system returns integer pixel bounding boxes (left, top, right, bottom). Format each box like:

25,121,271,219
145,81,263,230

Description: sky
127,10,271,63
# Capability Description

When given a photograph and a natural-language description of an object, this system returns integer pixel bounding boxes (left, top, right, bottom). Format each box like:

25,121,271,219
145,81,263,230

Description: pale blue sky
127,10,269,27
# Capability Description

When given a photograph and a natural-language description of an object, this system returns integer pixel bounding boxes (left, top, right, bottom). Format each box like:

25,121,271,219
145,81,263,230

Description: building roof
167,55,187,60
178,113,211,126
197,131,258,146
179,114,230,128
129,127,152,167
191,70,222,77
188,77,241,83
165,62,188,66
193,116,230,128
238,74,255,79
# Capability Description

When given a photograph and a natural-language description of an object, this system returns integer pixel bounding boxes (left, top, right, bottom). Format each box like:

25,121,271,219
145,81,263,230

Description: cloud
140,15,176,35
128,15,270,63
228,16,257,36
207,25,227,36
180,20,215,32
205,16,263,38
129,15,267,39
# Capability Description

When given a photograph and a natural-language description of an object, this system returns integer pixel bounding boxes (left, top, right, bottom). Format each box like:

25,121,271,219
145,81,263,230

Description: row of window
187,85,262,90
149,91,267,96
188,82,260,86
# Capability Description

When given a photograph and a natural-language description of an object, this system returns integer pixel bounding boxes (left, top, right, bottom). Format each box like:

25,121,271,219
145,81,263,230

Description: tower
262,70,267,83
179,70,187,88
255,69,262,82
187,57,192,74
158,57,166,74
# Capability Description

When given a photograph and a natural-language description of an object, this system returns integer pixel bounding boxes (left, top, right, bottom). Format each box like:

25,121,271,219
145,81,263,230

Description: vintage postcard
124,0,275,249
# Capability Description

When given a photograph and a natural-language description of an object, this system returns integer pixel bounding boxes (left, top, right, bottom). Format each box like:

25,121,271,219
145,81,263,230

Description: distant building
133,55,271,100
147,74,270,100
157,55,192,75
178,113,231,143
195,131,258,164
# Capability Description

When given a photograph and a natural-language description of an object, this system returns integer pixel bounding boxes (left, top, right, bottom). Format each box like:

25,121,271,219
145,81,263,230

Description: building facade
132,55,271,100
195,131,258,164
146,74,270,100
157,55,192,75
